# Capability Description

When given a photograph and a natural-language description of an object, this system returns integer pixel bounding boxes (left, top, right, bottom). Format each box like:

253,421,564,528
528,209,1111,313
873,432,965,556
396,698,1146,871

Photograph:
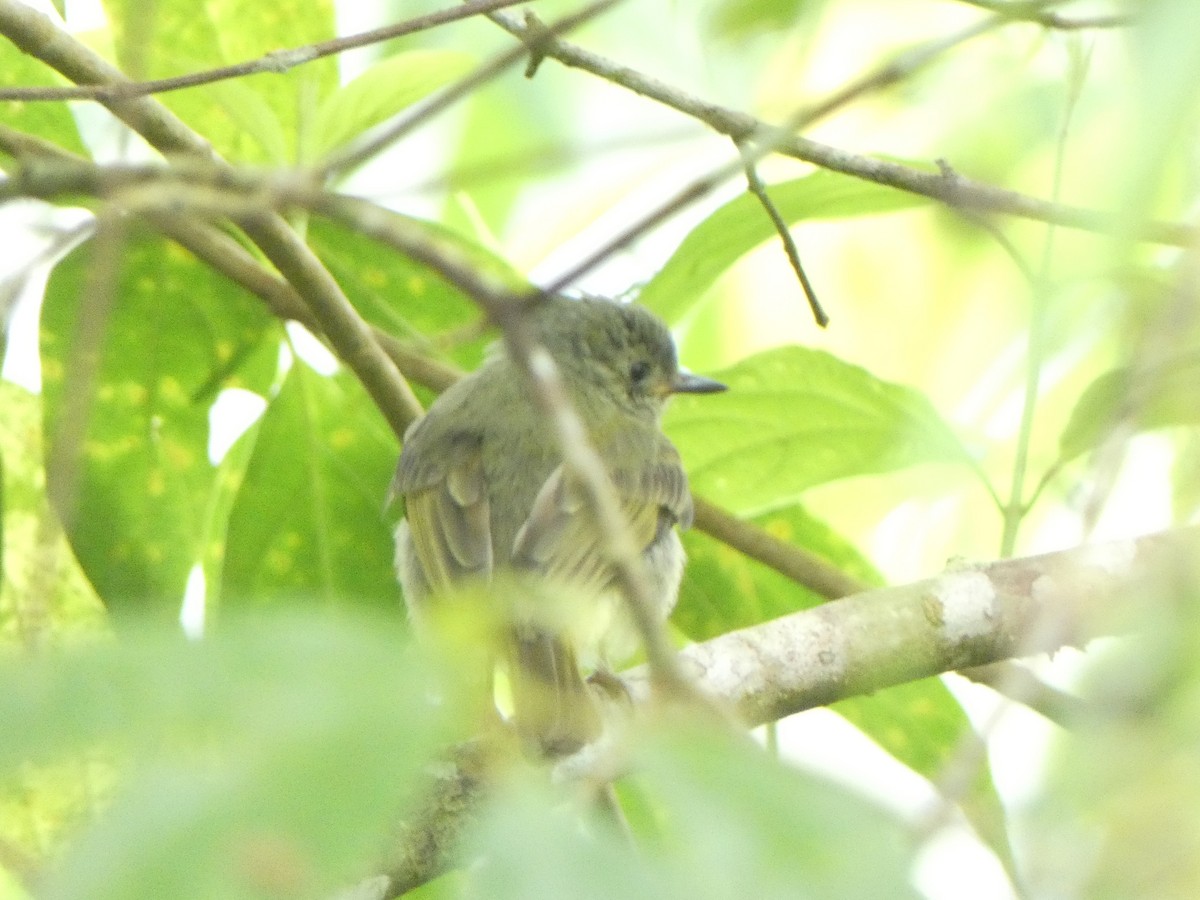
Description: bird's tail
507,627,601,757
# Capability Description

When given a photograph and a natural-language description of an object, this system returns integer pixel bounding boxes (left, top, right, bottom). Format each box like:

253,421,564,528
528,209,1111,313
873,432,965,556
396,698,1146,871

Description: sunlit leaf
836,680,1014,870
309,216,520,374
0,29,85,157
706,0,830,40
40,230,278,624
639,169,927,325
103,0,338,163
667,345,971,515
219,362,399,610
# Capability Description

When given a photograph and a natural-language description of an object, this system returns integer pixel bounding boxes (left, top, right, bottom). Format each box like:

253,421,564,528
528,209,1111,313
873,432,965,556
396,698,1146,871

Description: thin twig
485,7,1195,263
0,0,531,102
736,140,828,327
692,498,866,599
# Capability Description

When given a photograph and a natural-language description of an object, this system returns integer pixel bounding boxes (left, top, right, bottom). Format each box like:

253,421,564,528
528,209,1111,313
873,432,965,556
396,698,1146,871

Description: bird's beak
671,371,727,394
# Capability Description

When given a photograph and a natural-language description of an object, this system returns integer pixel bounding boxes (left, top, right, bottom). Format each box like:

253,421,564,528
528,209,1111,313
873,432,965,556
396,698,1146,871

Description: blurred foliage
2,0,1200,897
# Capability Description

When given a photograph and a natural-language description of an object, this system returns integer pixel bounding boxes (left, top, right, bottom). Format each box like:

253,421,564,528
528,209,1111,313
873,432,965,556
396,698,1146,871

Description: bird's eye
629,360,651,383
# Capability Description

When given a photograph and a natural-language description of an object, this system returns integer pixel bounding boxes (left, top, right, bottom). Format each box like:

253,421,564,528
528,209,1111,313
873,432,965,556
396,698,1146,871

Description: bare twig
0,0,531,102
486,8,1195,251
736,140,828,327
692,498,866,599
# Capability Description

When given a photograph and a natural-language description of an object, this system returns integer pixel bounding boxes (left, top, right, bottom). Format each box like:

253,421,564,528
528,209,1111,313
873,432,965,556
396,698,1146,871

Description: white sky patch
179,563,206,640
285,320,339,375
207,388,267,465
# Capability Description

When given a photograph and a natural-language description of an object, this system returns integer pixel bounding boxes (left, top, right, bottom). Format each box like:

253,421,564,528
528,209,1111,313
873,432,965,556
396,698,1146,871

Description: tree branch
625,526,1193,726
373,525,1191,895
0,0,425,438
487,8,1193,248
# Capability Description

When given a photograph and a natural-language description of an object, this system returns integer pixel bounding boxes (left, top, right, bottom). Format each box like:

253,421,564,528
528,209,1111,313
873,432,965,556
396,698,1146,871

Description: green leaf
0,32,86,157
39,230,278,624
468,722,919,900
639,169,927,325
0,382,105,640
1059,352,1200,462
311,49,477,162
220,362,399,610
666,345,971,515
0,612,465,900
308,216,527,385
103,0,338,164
706,0,830,41
674,501,881,642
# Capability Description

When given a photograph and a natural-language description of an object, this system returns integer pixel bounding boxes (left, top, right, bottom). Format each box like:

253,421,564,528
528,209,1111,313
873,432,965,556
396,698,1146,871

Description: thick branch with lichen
370,525,1193,895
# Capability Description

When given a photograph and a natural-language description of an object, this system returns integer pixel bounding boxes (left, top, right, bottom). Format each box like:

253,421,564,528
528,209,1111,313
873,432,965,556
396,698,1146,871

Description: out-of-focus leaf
39,230,278,624
466,721,918,900
0,382,104,643
706,0,830,40
0,612,464,900
103,0,337,163
1026,550,1200,897
1058,353,1200,462
311,50,476,162
674,501,880,642
444,81,552,240
220,362,398,610
666,345,971,515
836,680,1014,871
639,169,927,325
0,30,86,157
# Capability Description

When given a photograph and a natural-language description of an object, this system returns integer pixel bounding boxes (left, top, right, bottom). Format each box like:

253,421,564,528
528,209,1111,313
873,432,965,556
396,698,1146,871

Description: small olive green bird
390,296,725,755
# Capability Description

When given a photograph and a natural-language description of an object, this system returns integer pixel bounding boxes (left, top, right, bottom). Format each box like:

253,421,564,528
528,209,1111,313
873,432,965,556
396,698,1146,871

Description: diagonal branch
373,524,1192,895
0,0,424,438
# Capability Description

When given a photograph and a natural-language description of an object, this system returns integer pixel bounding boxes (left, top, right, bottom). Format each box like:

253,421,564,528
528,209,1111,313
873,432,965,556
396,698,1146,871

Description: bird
389,295,725,755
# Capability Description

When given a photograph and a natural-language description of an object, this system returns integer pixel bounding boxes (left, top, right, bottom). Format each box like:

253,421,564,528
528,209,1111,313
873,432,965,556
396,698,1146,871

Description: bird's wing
394,431,493,592
510,433,692,593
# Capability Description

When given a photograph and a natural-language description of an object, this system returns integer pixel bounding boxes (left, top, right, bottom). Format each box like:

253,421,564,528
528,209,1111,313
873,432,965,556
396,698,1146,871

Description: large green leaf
103,0,338,164
311,49,476,162
220,361,399,610
308,216,517,349
0,612,464,900
0,23,86,157
468,722,918,900
40,230,278,624
666,345,971,515
639,168,927,325
1059,352,1200,462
